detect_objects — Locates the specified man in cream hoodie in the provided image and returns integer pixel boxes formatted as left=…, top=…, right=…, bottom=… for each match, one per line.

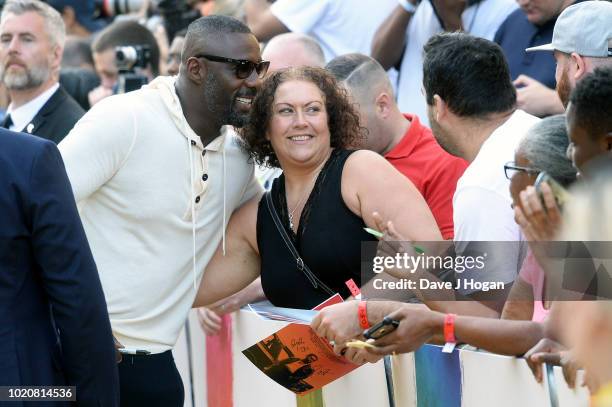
left=58, top=16, right=267, bottom=406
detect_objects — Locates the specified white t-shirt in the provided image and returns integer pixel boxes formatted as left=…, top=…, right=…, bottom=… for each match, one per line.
left=396, top=0, right=518, bottom=126
left=59, top=76, right=261, bottom=353
left=270, top=0, right=397, bottom=62
left=453, top=110, right=540, bottom=293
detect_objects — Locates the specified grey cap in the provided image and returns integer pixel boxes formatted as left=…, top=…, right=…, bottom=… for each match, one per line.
left=526, top=1, right=612, bottom=57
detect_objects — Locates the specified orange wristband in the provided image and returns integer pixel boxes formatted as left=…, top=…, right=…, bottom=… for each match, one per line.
left=444, top=313, right=457, bottom=343
left=358, top=301, right=369, bottom=329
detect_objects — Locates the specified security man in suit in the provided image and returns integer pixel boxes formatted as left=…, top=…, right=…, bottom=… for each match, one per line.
left=0, top=0, right=84, bottom=144
left=0, top=126, right=119, bottom=406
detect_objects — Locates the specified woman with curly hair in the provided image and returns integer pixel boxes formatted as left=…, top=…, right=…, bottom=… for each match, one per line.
left=194, top=67, right=441, bottom=311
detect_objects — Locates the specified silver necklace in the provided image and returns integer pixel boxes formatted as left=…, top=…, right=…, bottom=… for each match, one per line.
left=287, top=172, right=320, bottom=231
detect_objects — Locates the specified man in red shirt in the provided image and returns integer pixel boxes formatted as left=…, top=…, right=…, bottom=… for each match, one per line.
left=327, top=53, right=467, bottom=239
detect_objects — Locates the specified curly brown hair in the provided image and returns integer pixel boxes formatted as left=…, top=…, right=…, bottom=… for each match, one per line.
left=239, top=66, right=365, bottom=168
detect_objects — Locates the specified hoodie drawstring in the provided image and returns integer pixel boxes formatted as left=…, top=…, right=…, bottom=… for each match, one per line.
left=222, top=145, right=227, bottom=256
left=188, top=137, right=197, bottom=291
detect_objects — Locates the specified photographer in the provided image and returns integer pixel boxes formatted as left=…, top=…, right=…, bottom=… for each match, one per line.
left=89, top=20, right=160, bottom=106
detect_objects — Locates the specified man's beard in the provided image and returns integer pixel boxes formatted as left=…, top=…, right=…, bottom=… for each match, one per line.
left=0, top=61, right=49, bottom=90
left=556, top=68, right=571, bottom=108
left=226, top=102, right=250, bottom=128
left=428, top=106, right=462, bottom=158
left=204, top=72, right=252, bottom=128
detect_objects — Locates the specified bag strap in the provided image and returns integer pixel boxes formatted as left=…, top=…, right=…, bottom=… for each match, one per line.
left=264, top=191, right=335, bottom=296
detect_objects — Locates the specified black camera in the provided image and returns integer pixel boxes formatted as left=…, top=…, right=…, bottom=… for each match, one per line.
left=116, top=45, right=151, bottom=71
left=115, top=45, right=151, bottom=94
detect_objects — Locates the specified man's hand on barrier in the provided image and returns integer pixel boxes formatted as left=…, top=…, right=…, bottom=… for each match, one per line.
left=514, top=185, right=562, bottom=241
left=368, top=304, right=442, bottom=356
left=558, top=351, right=582, bottom=389
left=524, top=337, right=567, bottom=383
left=197, top=307, right=222, bottom=336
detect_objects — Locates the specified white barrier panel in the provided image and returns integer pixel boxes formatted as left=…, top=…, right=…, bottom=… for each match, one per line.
left=175, top=309, right=590, bottom=407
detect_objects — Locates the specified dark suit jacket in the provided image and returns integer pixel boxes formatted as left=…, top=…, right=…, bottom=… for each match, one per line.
left=60, top=68, right=100, bottom=111
left=0, top=129, right=118, bottom=406
left=20, top=86, right=85, bottom=144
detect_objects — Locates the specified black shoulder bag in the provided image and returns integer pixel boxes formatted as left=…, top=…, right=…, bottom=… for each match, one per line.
left=264, top=191, right=335, bottom=297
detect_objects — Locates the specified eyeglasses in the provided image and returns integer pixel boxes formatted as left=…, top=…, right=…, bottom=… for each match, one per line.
left=194, top=54, right=270, bottom=79
left=504, top=161, right=541, bottom=180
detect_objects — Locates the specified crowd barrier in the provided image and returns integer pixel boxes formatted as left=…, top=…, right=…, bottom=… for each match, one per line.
left=173, top=309, right=589, bottom=407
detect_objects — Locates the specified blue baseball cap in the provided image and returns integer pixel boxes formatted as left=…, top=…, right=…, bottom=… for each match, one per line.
left=47, top=0, right=107, bottom=33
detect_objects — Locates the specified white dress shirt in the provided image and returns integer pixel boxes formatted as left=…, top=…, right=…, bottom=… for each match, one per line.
left=6, top=83, right=59, bottom=133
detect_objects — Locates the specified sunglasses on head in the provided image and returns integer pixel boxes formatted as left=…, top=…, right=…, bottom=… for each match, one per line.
left=194, top=54, right=270, bottom=79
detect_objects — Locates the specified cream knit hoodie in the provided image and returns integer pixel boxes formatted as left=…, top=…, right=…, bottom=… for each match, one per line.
left=59, top=76, right=261, bottom=353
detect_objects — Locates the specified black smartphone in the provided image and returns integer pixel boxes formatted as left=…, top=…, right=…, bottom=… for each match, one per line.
left=363, top=317, right=400, bottom=340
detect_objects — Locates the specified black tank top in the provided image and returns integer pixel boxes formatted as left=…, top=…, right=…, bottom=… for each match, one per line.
left=257, top=149, right=377, bottom=309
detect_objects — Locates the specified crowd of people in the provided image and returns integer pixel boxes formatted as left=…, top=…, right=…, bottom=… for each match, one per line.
left=0, top=0, right=611, bottom=406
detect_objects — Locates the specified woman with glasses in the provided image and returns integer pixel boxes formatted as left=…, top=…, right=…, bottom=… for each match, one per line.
left=503, top=115, right=576, bottom=323
left=193, top=67, right=441, bottom=356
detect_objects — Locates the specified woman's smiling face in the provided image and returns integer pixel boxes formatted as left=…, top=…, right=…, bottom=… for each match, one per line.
left=266, top=80, right=331, bottom=167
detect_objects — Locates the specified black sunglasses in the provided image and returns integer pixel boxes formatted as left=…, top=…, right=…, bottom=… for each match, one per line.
left=503, top=161, right=540, bottom=180
left=194, top=54, right=270, bottom=79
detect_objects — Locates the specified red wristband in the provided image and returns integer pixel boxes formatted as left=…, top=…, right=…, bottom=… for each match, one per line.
left=444, top=313, right=457, bottom=343
left=358, top=301, right=369, bottom=329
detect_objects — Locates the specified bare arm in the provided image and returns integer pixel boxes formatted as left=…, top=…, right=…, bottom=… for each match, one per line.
left=313, top=300, right=544, bottom=356
left=371, top=5, right=414, bottom=70
left=501, top=276, right=535, bottom=320
left=197, top=278, right=267, bottom=335
left=342, top=150, right=442, bottom=242
left=451, top=312, right=544, bottom=355
left=244, top=0, right=289, bottom=42
left=192, top=196, right=261, bottom=308
left=378, top=303, right=544, bottom=356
